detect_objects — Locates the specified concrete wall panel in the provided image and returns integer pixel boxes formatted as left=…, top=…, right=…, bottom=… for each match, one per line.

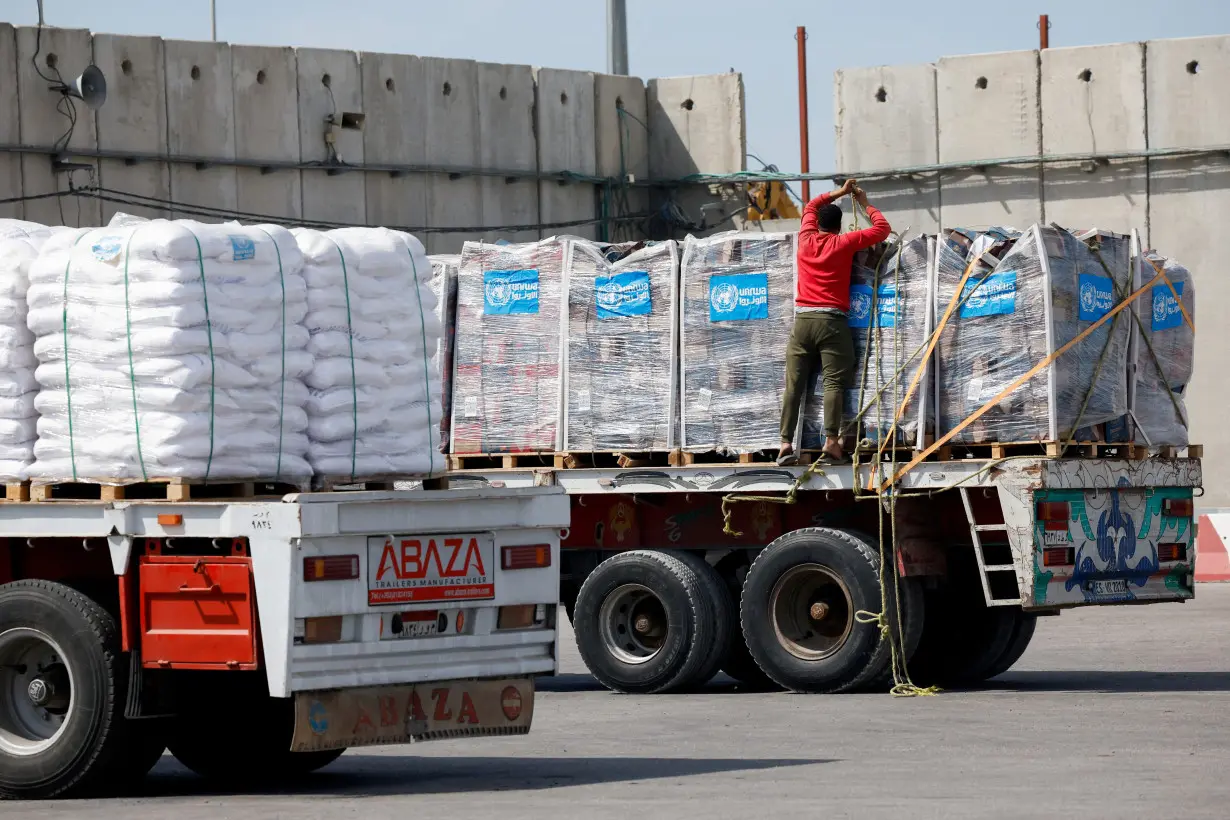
left=0, top=25, right=22, bottom=219
left=233, top=45, right=301, bottom=222
left=1147, top=35, right=1230, bottom=505
left=422, top=58, right=481, bottom=254
left=92, top=34, right=169, bottom=222
left=647, top=73, right=745, bottom=237
left=297, top=48, right=364, bottom=225
left=535, top=68, right=597, bottom=241
left=1041, top=43, right=1147, bottom=233
left=17, top=26, right=100, bottom=226
left=937, top=51, right=1041, bottom=229
left=834, top=63, right=939, bottom=235
left=595, top=73, right=648, bottom=242
left=361, top=51, right=426, bottom=236
left=476, top=62, right=537, bottom=244
left=165, top=39, right=236, bottom=218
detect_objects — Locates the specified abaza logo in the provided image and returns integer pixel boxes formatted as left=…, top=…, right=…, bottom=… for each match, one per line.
left=375, top=537, right=487, bottom=581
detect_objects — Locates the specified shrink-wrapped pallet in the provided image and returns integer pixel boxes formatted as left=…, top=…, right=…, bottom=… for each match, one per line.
left=294, top=228, right=443, bottom=479
left=934, top=224, right=1132, bottom=444
left=0, top=220, right=59, bottom=481
left=826, top=234, right=934, bottom=449
left=429, top=254, right=459, bottom=454
left=452, top=238, right=565, bottom=454
left=1072, top=229, right=1134, bottom=443
left=680, top=231, right=796, bottom=453
left=1132, top=249, right=1194, bottom=447
left=563, top=239, right=678, bottom=452
left=27, top=220, right=313, bottom=483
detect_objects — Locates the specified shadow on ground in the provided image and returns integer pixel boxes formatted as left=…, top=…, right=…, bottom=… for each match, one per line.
left=134, top=755, right=828, bottom=799
left=985, top=670, right=1230, bottom=694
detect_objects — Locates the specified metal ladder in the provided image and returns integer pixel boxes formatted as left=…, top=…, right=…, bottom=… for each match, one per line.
left=959, top=488, right=1023, bottom=606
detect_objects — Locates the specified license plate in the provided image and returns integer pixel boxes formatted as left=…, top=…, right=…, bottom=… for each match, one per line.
left=1043, top=530, right=1070, bottom=546
left=1090, top=579, right=1129, bottom=596
left=291, top=677, right=534, bottom=752
left=368, top=533, right=495, bottom=606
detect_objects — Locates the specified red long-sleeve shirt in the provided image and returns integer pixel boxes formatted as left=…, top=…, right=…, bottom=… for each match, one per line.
left=795, top=192, right=891, bottom=311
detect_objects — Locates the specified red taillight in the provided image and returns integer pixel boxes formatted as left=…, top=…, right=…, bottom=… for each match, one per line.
left=303, top=616, right=344, bottom=644
left=1158, top=543, right=1188, bottom=562
left=1037, top=501, right=1070, bottom=522
left=399, top=609, right=437, bottom=623
left=303, top=555, right=360, bottom=582
left=501, top=544, right=552, bottom=571
left=1043, top=547, right=1075, bottom=567
left=1163, top=498, right=1193, bottom=517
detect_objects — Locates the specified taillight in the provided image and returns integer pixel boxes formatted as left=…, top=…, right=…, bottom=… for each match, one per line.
left=1043, top=547, right=1075, bottom=567
left=501, top=544, right=552, bottom=570
left=1036, top=501, right=1070, bottom=522
left=1162, top=498, right=1193, bottom=517
left=303, top=555, right=360, bottom=582
left=303, top=616, right=344, bottom=644
left=1158, top=543, right=1188, bottom=562
left=497, top=604, right=549, bottom=630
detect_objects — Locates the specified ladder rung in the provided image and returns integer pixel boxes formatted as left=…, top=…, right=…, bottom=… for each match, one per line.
left=982, top=564, right=1015, bottom=572
left=974, top=524, right=1008, bottom=531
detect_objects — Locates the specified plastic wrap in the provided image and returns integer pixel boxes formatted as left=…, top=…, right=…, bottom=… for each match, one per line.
left=563, top=239, right=678, bottom=452
left=934, top=224, right=1131, bottom=444
left=452, top=238, right=565, bottom=454
left=680, top=231, right=795, bottom=453
left=824, top=235, right=934, bottom=449
left=1072, top=229, right=1133, bottom=442
left=295, top=227, right=443, bottom=479
left=27, top=220, right=313, bottom=483
left=0, top=220, right=59, bottom=481
left=429, top=254, right=459, bottom=454
left=1132, top=250, right=1194, bottom=446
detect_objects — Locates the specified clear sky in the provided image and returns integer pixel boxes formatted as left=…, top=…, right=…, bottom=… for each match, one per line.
left=7, top=0, right=1230, bottom=177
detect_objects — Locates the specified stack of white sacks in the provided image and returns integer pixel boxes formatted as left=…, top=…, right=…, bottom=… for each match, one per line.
left=294, top=227, right=443, bottom=480
left=26, top=218, right=314, bottom=483
left=0, top=220, right=58, bottom=481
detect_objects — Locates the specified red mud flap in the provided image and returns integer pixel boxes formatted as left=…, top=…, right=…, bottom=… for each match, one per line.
left=290, top=677, right=534, bottom=752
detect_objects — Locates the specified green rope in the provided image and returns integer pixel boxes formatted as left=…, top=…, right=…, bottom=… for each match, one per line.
left=405, top=242, right=437, bottom=476
left=185, top=228, right=217, bottom=481
left=255, top=227, right=287, bottom=480
left=326, top=237, right=360, bottom=481
left=60, top=231, right=90, bottom=481
left=121, top=229, right=149, bottom=481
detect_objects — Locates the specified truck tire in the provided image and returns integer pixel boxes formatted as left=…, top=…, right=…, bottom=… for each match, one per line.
left=908, top=589, right=1018, bottom=687
left=714, top=554, right=779, bottom=690
left=740, top=528, right=889, bottom=694
left=103, top=718, right=167, bottom=788
left=671, top=552, right=731, bottom=689
left=573, top=550, right=717, bottom=694
left=830, top=529, right=912, bottom=694
left=983, top=612, right=1038, bottom=680
left=169, top=696, right=345, bottom=782
left=0, top=580, right=128, bottom=800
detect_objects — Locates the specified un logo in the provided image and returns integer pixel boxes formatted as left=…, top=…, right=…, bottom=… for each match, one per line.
left=710, top=282, right=740, bottom=314
left=486, top=278, right=512, bottom=307
left=850, top=291, right=872, bottom=322
left=1080, top=280, right=1097, bottom=312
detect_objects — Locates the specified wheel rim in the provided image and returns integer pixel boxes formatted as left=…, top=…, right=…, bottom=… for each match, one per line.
left=769, top=564, right=854, bottom=661
left=0, top=628, right=75, bottom=757
left=598, top=583, right=669, bottom=665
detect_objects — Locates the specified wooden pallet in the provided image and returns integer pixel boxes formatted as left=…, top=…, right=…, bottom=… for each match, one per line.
left=27, top=478, right=308, bottom=503
left=554, top=450, right=678, bottom=469
left=933, top=441, right=1150, bottom=462
left=448, top=452, right=560, bottom=471
left=311, top=473, right=444, bottom=492
left=674, top=449, right=780, bottom=466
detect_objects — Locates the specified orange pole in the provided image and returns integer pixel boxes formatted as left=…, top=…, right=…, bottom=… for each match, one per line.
left=1039, top=14, right=1050, bottom=49
left=796, top=26, right=811, bottom=202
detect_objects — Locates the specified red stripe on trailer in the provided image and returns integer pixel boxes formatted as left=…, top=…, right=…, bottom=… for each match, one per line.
left=1196, top=514, right=1230, bottom=582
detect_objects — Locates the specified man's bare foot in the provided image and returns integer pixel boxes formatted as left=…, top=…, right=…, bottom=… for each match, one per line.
left=776, top=443, right=798, bottom=466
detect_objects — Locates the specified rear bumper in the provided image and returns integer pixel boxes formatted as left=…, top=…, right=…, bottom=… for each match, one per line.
left=290, top=675, right=534, bottom=752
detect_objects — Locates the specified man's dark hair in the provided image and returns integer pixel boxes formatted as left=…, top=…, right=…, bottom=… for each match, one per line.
left=818, top=203, right=842, bottom=232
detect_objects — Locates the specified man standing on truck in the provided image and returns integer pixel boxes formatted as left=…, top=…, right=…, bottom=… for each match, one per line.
left=777, top=179, right=891, bottom=466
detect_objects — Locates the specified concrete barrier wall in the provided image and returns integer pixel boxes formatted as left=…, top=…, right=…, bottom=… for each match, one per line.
left=2, top=25, right=743, bottom=254
left=835, top=35, right=1230, bottom=505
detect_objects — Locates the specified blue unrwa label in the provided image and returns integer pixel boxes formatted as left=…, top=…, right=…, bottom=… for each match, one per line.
left=595, top=271, right=652, bottom=319
left=229, top=235, right=256, bottom=261
left=484, top=269, right=540, bottom=315
left=1078, top=273, right=1114, bottom=321
left=959, top=271, right=1017, bottom=318
left=709, top=272, right=769, bottom=321
left=848, top=284, right=897, bottom=329
left=1151, top=281, right=1184, bottom=331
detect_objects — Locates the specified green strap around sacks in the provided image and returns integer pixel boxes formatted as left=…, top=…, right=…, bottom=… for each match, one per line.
left=324, top=236, right=360, bottom=481
left=121, top=228, right=150, bottom=480
left=255, top=227, right=288, bottom=481
left=60, top=231, right=91, bottom=481
left=405, top=242, right=436, bottom=476
left=184, top=228, right=218, bottom=481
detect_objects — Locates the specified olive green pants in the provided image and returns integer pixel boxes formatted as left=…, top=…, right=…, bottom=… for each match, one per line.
left=780, top=312, right=855, bottom=443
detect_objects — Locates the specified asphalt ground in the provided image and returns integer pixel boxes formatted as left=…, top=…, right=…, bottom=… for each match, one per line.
left=11, top=584, right=1230, bottom=819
